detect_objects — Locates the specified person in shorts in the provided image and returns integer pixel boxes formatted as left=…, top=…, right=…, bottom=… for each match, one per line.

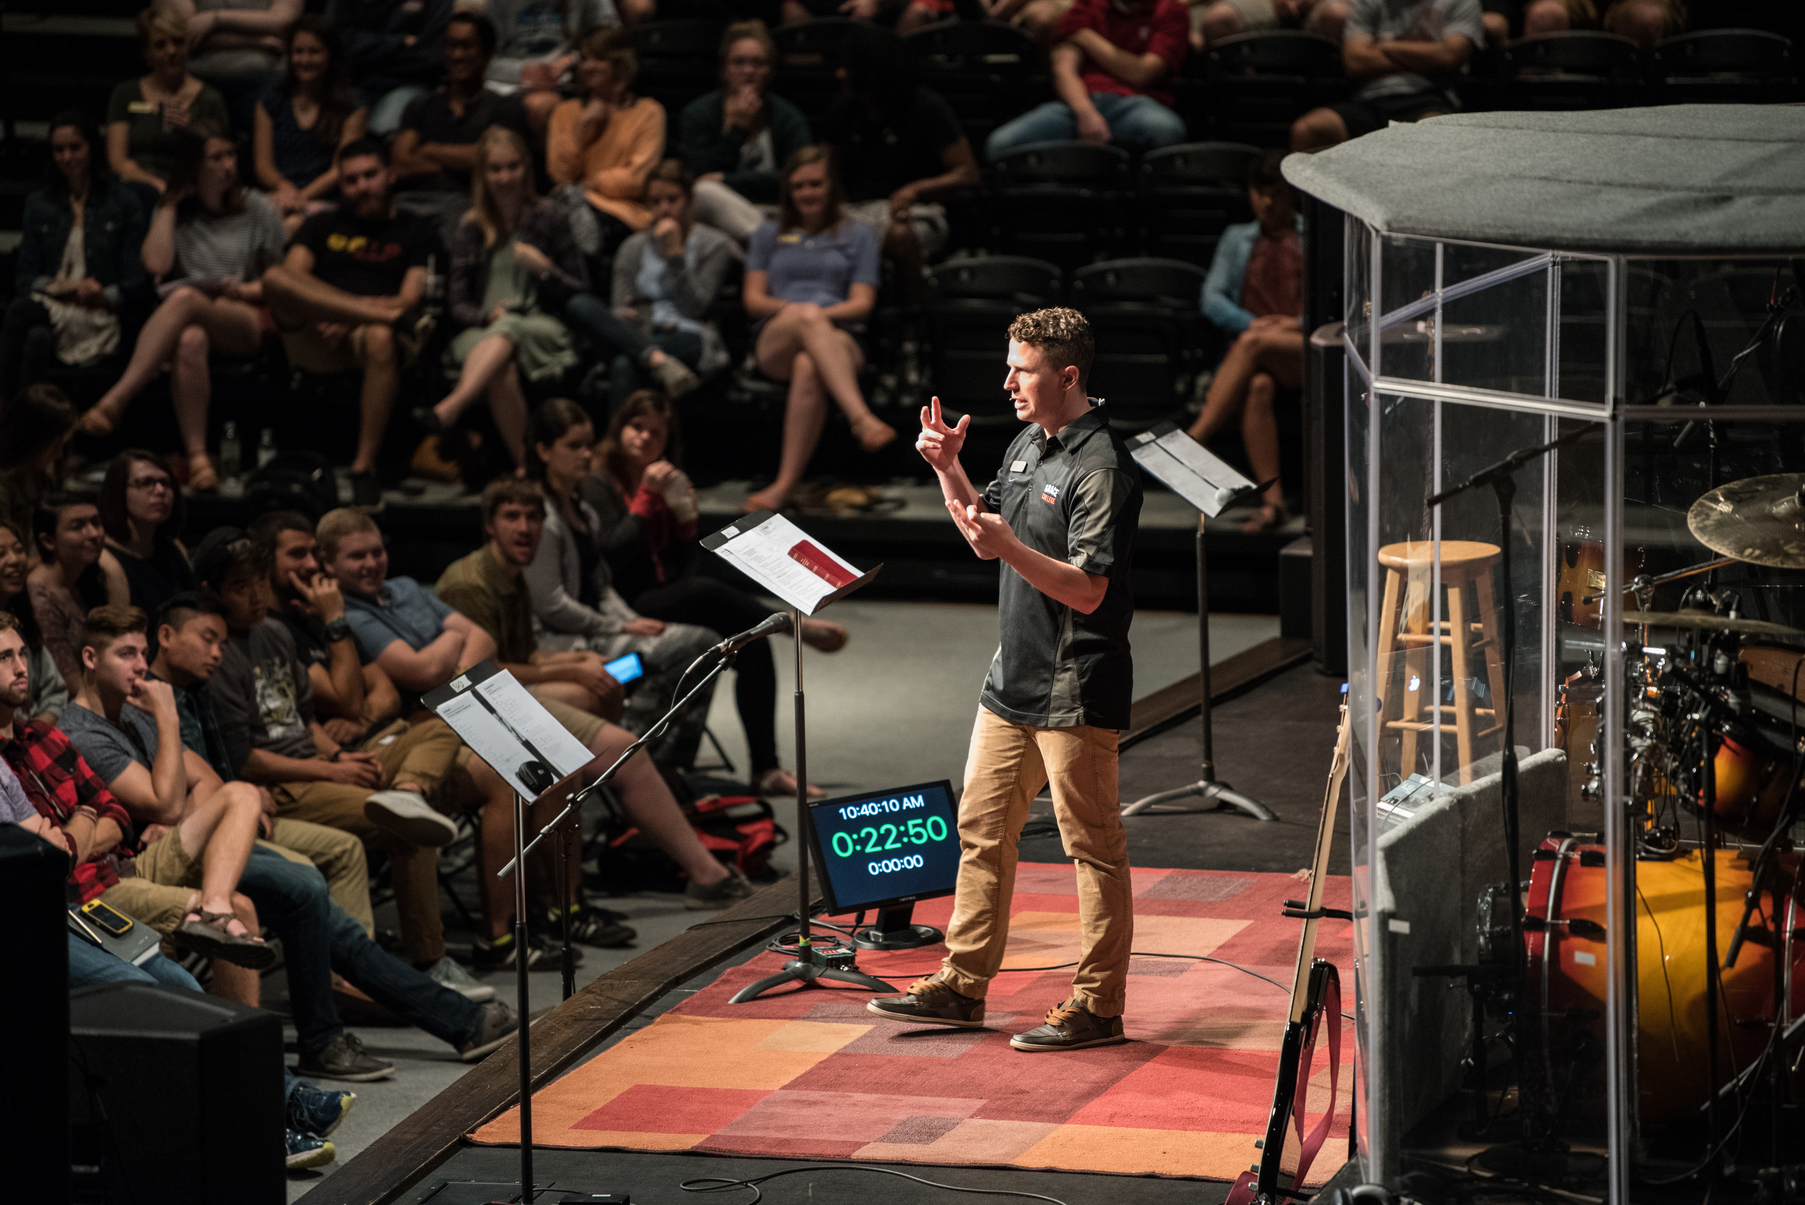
left=260, top=136, right=436, bottom=505
left=1290, top=0, right=1484, bottom=151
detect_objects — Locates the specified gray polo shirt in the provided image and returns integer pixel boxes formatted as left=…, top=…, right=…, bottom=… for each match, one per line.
left=58, top=700, right=160, bottom=784
left=979, top=405, right=1143, bottom=730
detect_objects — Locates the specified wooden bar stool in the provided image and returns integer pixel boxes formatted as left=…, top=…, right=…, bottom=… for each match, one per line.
left=1374, top=540, right=1511, bottom=784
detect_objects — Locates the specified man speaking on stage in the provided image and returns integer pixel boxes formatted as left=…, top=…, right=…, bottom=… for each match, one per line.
left=867, top=308, right=1143, bottom=1052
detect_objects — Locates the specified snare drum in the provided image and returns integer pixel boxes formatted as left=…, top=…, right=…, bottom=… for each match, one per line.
left=1523, top=835, right=1804, bottom=1128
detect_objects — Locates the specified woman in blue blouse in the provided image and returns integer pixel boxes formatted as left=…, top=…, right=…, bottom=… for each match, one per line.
left=740, top=146, right=895, bottom=514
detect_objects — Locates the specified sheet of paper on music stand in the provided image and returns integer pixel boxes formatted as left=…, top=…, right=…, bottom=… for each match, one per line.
left=1127, top=421, right=1257, bottom=518
left=705, top=510, right=880, bottom=615
left=428, top=666, right=593, bottom=794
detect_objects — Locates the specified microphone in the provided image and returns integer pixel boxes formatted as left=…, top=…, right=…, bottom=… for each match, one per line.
left=715, top=613, right=791, bottom=653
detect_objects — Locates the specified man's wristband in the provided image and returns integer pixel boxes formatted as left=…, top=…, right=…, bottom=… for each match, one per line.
left=323, top=618, right=351, bottom=642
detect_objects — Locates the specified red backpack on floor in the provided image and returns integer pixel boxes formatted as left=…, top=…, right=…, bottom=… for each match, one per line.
left=599, top=795, right=786, bottom=891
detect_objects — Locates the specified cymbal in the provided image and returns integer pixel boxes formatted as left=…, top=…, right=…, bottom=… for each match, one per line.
left=1688, top=474, right=1805, bottom=568
left=1626, top=609, right=1805, bottom=647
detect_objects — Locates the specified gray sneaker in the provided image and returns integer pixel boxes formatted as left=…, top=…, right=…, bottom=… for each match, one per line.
left=685, top=864, right=755, bottom=910
left=296, top=1032, right=395, bottom=1082
left=1008, top=998, right=1126, bottom=1052
left=650, top=354, right=699, bottom=398
left=459, top=1002, right=520, bottom=1063
left=419, top=954, right=495, bottom=1003
left=364, top=790, right=457, bottom=847
left=867, top=976, right=986, bottom=1028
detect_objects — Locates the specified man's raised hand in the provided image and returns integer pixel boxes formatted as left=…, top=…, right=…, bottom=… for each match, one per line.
left=290, top=568, right=346, bottom=623
left=916, top=397, right=969, bottom=472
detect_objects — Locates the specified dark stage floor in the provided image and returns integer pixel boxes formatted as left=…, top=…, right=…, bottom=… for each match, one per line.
left=413, top=662, right=1347, bottom=1205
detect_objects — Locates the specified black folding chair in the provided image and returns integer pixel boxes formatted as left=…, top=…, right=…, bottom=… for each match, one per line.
left=905, top=20, right=1049, bottom=149
left=1651, top=29, right=1798, bottom=104
left=1499, top=31, right=1643, bottom=110
left=988, top=142, right=1133, bottom=275
left=772, top=18, right=854, bottom=120
left=1138, top=141, right=1259, bottom=267
left=1068, top=257, right=1210, bottom=422
left=632, top=20, right=729, bottom=115
left=1184, top=31, right=1345, bottom=147
left=923, top=255, right=1062, bottom=415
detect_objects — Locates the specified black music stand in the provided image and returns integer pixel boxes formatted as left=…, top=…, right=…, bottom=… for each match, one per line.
left=699, top=511, right=893, bottom=1003
left=425, top=662, right=598, bottom=1203
left=1122, top=422, right=1275, bottom=821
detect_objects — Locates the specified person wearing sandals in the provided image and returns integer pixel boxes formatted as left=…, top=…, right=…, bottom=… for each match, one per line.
left=1185, top=152, right=1304, bottom=533
left=565, top=159, right=734, bottom=409
left=78, top=124, right=286, bottom=491
left=417, top=125, right=586, bottom=472
left=583, top=392, right=848, bottom=799
left=100, top=451, right=198, bottom=621
left=742, top=146, right=896, bottom=515
left=58, top=605, right=277, bottom=969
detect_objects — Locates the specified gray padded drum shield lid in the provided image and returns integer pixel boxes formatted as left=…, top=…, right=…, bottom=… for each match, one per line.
left=1282, top=104, right=1805, bottom=255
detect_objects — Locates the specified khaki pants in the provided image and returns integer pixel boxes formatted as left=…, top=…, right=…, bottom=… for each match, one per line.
left=99, top=874, right=199, bottom=936
left=270, top=718, right=460, bottom=964
left=262, top=816, right=375, bottom=937
left=938, top=707, right=1133, bottom=1017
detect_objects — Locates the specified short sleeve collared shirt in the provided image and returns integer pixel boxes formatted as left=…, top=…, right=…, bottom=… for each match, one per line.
left=979, top=405, right=1143, bottom=730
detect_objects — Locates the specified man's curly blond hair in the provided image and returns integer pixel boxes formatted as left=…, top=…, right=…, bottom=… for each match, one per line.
left=1007, top=307, right=1094, bottom=389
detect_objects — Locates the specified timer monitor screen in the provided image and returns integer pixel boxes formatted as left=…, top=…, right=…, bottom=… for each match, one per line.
left=807, top=780, right=960, bottom=914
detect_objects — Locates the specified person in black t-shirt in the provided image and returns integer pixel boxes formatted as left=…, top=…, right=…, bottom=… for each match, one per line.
left=390, top=11, right=533, bottom=241
left=816, top=26, right=978, bottom=313
left=261, top=137, right=435, bottom=502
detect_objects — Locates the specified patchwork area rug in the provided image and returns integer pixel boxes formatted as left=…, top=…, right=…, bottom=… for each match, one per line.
left=471, top=864, right=1355, bottom=1185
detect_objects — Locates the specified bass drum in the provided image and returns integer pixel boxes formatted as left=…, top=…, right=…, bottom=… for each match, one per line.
left=1523, top=835, right=1804, bottom=1128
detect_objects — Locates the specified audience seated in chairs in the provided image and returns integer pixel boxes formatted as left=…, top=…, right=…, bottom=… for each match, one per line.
left=109, top=7, right=234, bottom=207
left=1482, top=0, right=1683, bottom=49
left=254, top=16, right=371, bottom=238
left=567, top=159, right=732, bottom=406
left=421, top=126, right=587, bottom=471
left=1192, top=0, right=1349, bottom=51
left=175, top=0, right=304, bottom=133
left=583, top=393, right=846, bottom=796
left=101, top=451, right=198, bottom=617
left=547, top=27, right=667, bottom=258
left=251, top=508, right=628, bottom=963
left=485, top=0, right=624, bottom=138
left=2, top=113, right=148, bottom=405
left=320, top=503, right=755, bottom=928
left=144, top=591, right=392, bottom=972
left=0, top=386, right=78, bottom=543
left=77, top=125, right=286, bottom=491
left=0, top=520, right=71, bottom=723
left=191, top=530, right=469, bottom=980
left=1291, top=0, right=1482, bottom=151
left=742, top=146, right=895, bottom=515
left=986, top=0, right=1190, bottom=159
left=818, top=25, right=979, bottom=317
left=517, top=406, right=721, bottom=767
left=28, top=493, right=130, bottom=687
left=54, top=599, right=520, bottom=1077
left=1187, top=149, right=1302, bottom=533
left=261, top=136, right=436, bottom=505
left=676, top=20, right=812, bottom=245
left=391, top=10, right=536, bottom=241
left=327, top=0, right=454, bottom=135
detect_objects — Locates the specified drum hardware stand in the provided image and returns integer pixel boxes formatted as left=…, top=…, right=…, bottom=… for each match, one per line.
left=1580, top=556, right=1737, bottom=612
left=1427, top=427, right=1591, bottom=1159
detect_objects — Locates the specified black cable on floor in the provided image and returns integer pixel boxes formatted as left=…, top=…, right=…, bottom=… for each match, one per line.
left=680, top=1163, right=1069, bottom=1204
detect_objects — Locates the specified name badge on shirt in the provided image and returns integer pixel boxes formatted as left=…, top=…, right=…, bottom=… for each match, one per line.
left=127, top=100, right=159, bottom=114
left=1041, top=482, right=1061, bottom=505
left=1010, top=459, right=1027, bottom=472
left=777, top=232, right=802, bottom=244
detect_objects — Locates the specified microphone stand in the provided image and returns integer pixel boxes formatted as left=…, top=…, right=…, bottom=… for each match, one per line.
left=1425, top=425, right=1590, bottom=1164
